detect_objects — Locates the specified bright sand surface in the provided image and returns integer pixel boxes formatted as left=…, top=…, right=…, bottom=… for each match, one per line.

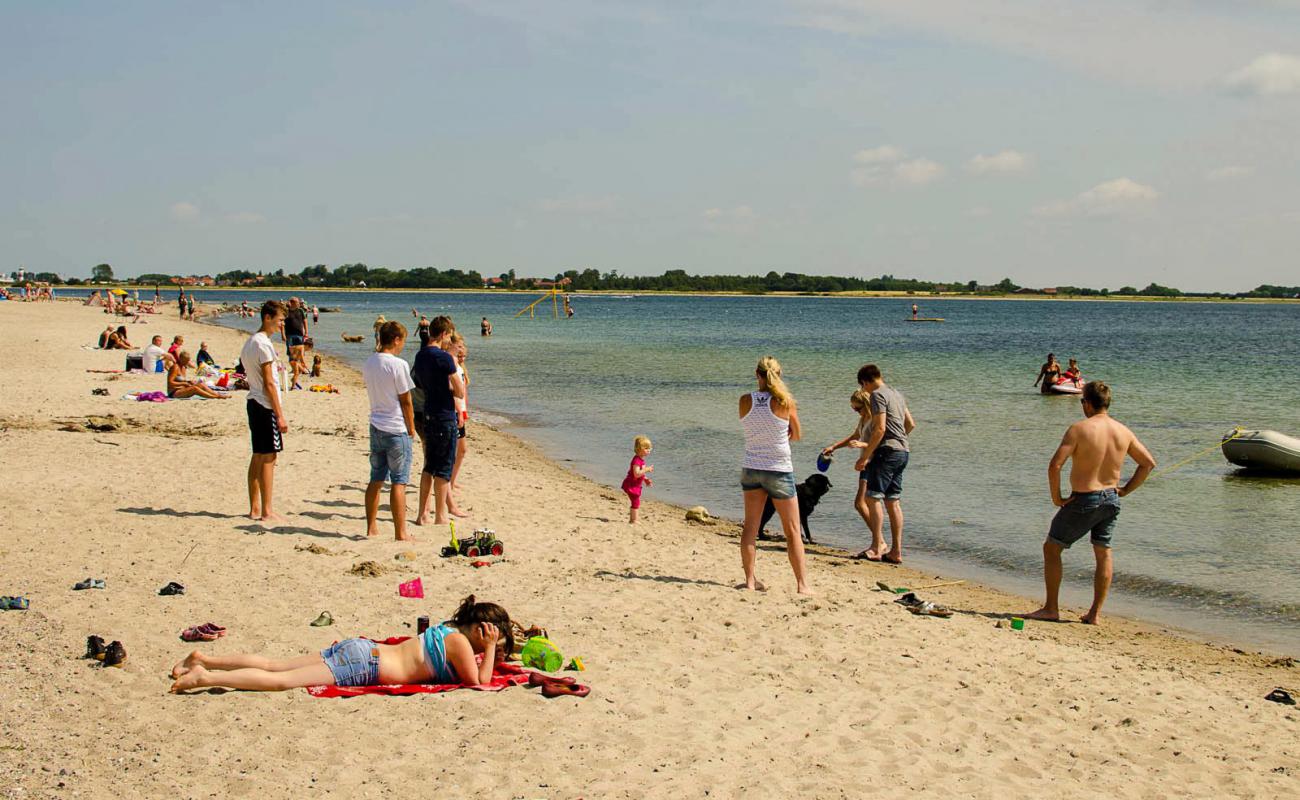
left=1, top=301, right=1297, bottom=798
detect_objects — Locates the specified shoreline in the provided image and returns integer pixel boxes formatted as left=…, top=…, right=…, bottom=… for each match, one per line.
left=1, top=300, right=1296, bottom=796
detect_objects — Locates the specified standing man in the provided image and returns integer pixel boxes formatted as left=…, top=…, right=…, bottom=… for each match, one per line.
left=178, top=288, right=187, bottom=319
left=1027, top=381, right=1155, bottom=625
left=242, top=300, right=288, bottom=522
left=849, top=364, right=915, bottom=564
left=362, top=321, right=416, bottom=541
left=411, top=316, right=465, bottom=526
left=911, top=303, right=919, bottom=319
left=417, top=314, right=431, bottom=348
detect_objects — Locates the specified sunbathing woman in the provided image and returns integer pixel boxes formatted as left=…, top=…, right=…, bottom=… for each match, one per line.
left=170, top=595, right=513, bottom=693
left=166, top=352, right=230, bottom=399
left=105, top=326, right=132, bottom=350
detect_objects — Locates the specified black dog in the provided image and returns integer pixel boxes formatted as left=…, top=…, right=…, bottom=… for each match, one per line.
left=757, top=473, right=831, bottom=544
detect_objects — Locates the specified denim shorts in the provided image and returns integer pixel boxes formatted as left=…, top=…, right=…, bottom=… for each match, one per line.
left=1049, top=489, right=1120, bottom=549
left=422, top=417, right=459, bottom=480
left=740, top=468, right=797, bottom=500
left=865, top=448, right=909, bottom=500
left=368, top=425, right=413, bottom=485
left=320, top=638, right=381, bottom=687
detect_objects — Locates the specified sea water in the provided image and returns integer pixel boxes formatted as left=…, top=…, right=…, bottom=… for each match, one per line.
left=204, top=291, right=1300, bottom=654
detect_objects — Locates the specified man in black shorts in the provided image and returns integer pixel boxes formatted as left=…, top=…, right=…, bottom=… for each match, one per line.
left=412, top=316, right=464, bottom=526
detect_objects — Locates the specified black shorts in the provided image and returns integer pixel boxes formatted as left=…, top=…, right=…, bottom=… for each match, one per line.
left=422, top=417, right=458, bottom=480
left=247, top=399, right=283, bottom=455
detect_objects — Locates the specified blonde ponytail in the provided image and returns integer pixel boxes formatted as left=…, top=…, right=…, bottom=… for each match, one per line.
left=756, top=356, right=794, bottom=408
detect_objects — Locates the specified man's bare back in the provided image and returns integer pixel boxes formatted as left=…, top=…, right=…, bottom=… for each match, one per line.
left=1061, top=413, right=1140, bottom=493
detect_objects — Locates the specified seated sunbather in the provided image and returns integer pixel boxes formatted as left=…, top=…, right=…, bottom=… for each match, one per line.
left=196, top=343, right=217, bottom=368
left=105, top=326, right=132, bottom=350
left=98, top=326, right=116, bottom=348
left=166, top=352, right=230, bottom=399
left=170, top=595, right=512, bottom=693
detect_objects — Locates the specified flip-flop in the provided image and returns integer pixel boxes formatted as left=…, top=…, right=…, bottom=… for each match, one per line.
left=528, top=672, right=577, bottom=688
left=540, top=682, right=591, bottom=699
left=310, top=611, right=334, bottom=627
left=180, top=626, right=220, bottom=642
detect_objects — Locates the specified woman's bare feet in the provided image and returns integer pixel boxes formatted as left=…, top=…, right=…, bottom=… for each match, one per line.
left=1024, top=607, right=1060, bottom=622
left=739, top=578, right=768, bottom=592
left=1080, top=610, right=1102, bottom=625
left=259, top=512, right=287, bottom=525
left=448, top=505, right=471, bottom=519
left=797, top=583, right=815, bottom=596
left=170, top=663, right=209, bottom=693
left=170, top=650, right=205, bottom=679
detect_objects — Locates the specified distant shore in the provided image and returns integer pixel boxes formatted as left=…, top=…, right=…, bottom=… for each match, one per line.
left=47, top=284, right=1300, bottom=304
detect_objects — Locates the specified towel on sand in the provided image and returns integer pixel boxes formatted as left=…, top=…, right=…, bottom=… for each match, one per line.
left=306, top=636, right=531, bottom=698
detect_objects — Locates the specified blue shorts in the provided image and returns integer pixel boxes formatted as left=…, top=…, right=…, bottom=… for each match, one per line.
left=368, top=426, right=413, bottom=485
left=740, top=468, right=796, bottom=500
left=422, top=417, right=459, bottom=480
left=286, top=334, right=304, bottom=351
left=864, top=448, right=909, bottom=500
left=1049, top=489, right=1120, bottom=549
left=320, top=638, right=381, bottom=687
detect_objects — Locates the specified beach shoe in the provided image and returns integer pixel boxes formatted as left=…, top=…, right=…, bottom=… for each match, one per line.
left=893, top=592, right=924, bottom=608
left=91, top=388, right=109, bottom=396
left=540, top=681, right=591, bottom=699
left=0, top=596, right=30, bottom=610
left=1265, top=688, right=1296, bottom=706
left=102, top=641, right=127, bottom=668
left=85, top=635, right=108, bottom=660
left=158, top=581, right=185, bottom=596
left=908, top=601, right=954, bottom=619
left=528, top=672, right=577, bottom=688
left=180, top=626, right=220, bottom=643
left=310, top=611, right=334, bottom=627
left=73, top=578, right=106, bottom=590
left=196, top=623, right=227, bottom=637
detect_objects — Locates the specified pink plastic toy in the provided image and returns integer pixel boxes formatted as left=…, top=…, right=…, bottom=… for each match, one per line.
left=398, top=577, right=424, bottom=599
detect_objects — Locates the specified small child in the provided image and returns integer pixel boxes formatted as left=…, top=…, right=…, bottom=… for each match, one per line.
left=310, top=354, right=322, bottom=378
left=621, top=435, right=654, bottom=523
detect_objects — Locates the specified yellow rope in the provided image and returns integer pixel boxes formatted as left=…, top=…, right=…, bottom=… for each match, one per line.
left=1149, top=426, right=1245, bottom=480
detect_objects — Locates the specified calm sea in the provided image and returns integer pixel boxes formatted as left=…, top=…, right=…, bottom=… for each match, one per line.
left=202, top=290, right=1300, bottom=654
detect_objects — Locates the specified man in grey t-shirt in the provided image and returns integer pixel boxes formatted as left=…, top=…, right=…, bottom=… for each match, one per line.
left=849, top=364, right=916, bottom=563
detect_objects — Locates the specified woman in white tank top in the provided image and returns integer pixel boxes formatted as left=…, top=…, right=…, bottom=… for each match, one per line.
left=738, top=356, right=811, bottom=595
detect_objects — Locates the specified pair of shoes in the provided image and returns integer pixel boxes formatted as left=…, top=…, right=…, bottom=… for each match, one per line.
left=86, top=636, right=127, bottom=667
left=91, top=388, right=109, bottom=396
left=179, top=623, right=227, bottom=642
left=909, top=601, right=954, bottom=618
left=310, top=611, right=333, bottom=627
left=527, top=671, right=591, bottom=698
left=0, top=596, right=30, bottom=610
left=73, top=578, right=106, bottom=590
left=158, top=581, right=185, bottom=596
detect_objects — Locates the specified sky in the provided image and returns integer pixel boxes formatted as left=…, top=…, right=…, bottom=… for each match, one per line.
left=2, top=1, right=1299, bottom=291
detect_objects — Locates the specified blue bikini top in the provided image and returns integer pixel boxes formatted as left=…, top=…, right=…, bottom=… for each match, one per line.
left=420, top=623, right=461, bottom=683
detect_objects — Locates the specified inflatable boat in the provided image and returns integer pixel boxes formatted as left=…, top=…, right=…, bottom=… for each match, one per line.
left=1221, top=429, right=1300, bottom=474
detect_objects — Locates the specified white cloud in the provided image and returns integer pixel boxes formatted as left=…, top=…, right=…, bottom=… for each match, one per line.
left=852, top=145, right=904, bottom=164
left=1034, top=178, right=1159, bottom=217
left=967, top=150, right=1032, bottom=175
left=226, top=211, right=266, bottom=225
left=850, top=146, right=944, bottom=186
left=1224, top=52, right=1300, bottom=95
left=169, top=202, right=200, bottom=221
left=701, top=205, right=757, bottom=234
left=1205, top=165, right=1254, bottom=181
left=894, top=158, right=945, bottom=185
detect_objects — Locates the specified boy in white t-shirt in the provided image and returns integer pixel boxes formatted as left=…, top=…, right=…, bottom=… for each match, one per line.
left=361, top=321, right=417, bottom=541
left=241, top=300, right=288, bottom=522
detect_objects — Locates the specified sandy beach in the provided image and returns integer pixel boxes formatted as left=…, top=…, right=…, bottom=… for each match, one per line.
left=1, top=300, right=1297, bottom=799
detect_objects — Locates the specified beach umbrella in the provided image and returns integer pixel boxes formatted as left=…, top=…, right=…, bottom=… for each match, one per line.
left=109, top=288, right=128, bottom=295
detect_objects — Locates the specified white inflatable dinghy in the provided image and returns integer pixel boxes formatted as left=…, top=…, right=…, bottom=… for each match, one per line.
left=1048, top=379, right=1083, bottom=395
left=1221, top=428, right=1300, bottom=474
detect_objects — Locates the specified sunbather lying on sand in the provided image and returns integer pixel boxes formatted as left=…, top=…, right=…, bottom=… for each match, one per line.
left=170, top=595, right=512, bottom=693
left=166, top=352, right=230, bottom=399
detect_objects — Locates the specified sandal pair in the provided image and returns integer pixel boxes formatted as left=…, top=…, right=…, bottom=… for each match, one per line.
left=85, top=635, right=127, bottom=667
left=527, top=671, right=591, bottom=698
left=179, top=623, right=227, bottom=642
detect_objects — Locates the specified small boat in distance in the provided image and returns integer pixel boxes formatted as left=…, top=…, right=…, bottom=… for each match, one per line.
left=1221, top=428, right=1300, bottom=474
left=905, top=317, right=945, bottom=322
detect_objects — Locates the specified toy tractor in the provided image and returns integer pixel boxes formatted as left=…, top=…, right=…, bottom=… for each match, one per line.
left=440, top=528, right=504, bottom=558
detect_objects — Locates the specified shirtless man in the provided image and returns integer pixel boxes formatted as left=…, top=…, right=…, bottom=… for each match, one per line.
left=1027, top=381, right=1155, bottom=625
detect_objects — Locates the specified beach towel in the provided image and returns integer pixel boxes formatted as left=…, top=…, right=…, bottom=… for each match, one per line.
left=125, top=391, right=169, bottom=403
left=305, top=636, right=532, bottom=698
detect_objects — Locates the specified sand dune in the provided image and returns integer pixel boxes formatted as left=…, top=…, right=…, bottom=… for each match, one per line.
left=0, top=300, right=1296, bottom=798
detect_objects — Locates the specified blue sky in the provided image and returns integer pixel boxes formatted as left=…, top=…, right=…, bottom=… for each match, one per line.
left=3, top=0, right=1298, bottom=290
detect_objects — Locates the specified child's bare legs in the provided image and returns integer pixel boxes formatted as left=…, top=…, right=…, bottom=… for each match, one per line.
left=772, top=495, right=812, bottom=595
left=628, top=504, right=639, bottom=524
left=739, top=489, right=768, bottom=591
left=451, top=436, right=467, bottom=491
left=170, top=650, right=333, bottom=692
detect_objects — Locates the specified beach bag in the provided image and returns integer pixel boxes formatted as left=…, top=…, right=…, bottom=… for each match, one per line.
left=519, top=636, right=563, bottom=672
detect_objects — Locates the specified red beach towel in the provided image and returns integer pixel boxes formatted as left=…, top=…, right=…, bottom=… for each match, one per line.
left=305, top=636, right=531, bottom=698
